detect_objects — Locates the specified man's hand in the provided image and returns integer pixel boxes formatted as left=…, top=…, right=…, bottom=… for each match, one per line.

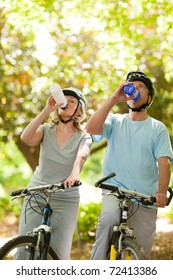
left=155, top=193, right=167, bottom=208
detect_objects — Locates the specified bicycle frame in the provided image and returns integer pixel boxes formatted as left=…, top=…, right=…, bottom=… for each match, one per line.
left=95, top=172, right=173, bottom=260
left=31, top=191, right=53, bottom=259
left=109, top=196, right=134, bottom=260
left=0, top=181, right=81, bottom=260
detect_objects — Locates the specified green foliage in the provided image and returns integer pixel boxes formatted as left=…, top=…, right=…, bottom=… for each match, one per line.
left=0, top=140, right=32, bottom=193
left=1, top=0, right=173, bottom=229
left=74, top=202, right=101, bottom=242
left=164, top=205, right=173, bottom=221
left=1, top=0, right=173, bottom=143
left=80, top=144, right=106, bottom=184
left=0, top=194, right=22, bottom=220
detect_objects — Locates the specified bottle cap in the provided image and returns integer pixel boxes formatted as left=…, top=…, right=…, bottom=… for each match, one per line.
left=124, top=84, right=135, bottom=95
left=124, top=84, right=140, bottom=101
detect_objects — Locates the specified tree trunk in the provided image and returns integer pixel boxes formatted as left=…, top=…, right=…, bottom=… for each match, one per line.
left=16, top=137, right=40, bottom=172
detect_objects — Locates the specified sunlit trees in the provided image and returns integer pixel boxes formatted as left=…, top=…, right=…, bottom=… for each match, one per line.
left=1, top=0, right=173, bottom=172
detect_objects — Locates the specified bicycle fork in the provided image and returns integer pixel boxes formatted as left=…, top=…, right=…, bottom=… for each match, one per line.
left=109, top=199, right=134, bottom=260
left=32, top=203, right=52, bottom=259
left=110, top=231, right=119, bottom=260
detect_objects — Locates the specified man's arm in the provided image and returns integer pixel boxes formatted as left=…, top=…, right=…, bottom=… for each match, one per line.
left=86, top=82, right=132, bottom=135
left=156, top=156, right=171, bottom=208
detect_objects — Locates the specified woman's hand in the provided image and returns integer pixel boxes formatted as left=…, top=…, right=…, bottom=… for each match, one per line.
left=64, top=173, right=80, bottom=188
left=45, top=96, right=64, bottom=113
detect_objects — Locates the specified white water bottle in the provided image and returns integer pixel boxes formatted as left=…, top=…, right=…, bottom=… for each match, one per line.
left=49, top=84, right=67, bottom=108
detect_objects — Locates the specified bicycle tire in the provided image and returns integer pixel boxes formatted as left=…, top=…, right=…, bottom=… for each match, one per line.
left=0, top=235, right=59, bottom=260
left=107, top=236, right=147, bottom=260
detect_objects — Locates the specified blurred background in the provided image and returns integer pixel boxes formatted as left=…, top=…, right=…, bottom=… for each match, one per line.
left=0, top=0, right=173, bottom=252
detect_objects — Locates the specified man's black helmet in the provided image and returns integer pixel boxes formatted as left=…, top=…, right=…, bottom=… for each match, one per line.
left=126, top=71, right=155, bottom=104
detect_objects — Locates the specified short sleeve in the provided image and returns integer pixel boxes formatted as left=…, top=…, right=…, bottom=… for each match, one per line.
left=79, top=131, right=92, bottom=148
left=92, top=113, right=114, bottom=143
left=154, top=122, right=173, bottom=160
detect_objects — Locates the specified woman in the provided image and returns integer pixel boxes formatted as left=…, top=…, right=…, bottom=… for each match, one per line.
left=18, top=87, right=92, bottom=259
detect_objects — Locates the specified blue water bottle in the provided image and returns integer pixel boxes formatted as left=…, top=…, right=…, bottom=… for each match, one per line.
left=124, top=84, right=140, bottom=101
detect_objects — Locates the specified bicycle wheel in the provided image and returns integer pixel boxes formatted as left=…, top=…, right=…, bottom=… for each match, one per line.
left=0, top=235, right=59, bottom=260
left=118, top=236, right=147, bottom=260
left=107, top=236, right=147, bottom=260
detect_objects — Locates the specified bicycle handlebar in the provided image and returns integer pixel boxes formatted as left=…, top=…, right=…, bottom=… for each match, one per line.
left=95, top=173, right=173, bottom=206
left=10, top=181, right=82, bottom=198
left=95, top=172, right=116, bottom=186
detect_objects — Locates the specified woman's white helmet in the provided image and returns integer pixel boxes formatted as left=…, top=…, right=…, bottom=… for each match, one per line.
left=62, top=87, right=86, bottom=112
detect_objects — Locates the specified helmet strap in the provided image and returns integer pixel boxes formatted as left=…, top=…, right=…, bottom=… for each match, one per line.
left=127, top=103, right=148, bottom=112
left=127, top=97, right=150, bottom=112
left=59, top=116, right=73, bottom=124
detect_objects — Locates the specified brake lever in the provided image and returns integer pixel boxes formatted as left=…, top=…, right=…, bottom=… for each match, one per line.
left=140, top=196, right=156, bottom=206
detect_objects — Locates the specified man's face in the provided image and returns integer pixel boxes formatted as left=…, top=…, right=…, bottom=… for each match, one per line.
left=127, top=80, right=151, bottom=107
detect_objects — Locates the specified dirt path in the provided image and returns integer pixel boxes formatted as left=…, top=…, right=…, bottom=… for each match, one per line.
left=0, top=215, right=173, bottom=260
left=71, top=217, right=173, bottom=260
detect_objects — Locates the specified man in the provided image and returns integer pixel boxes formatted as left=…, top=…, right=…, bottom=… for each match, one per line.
left=86, top=71, right=173, bottom=259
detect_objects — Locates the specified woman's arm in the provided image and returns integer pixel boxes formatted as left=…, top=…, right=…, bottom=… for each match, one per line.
left=64, top=138, right=92, bottom=187
left=20, top=96, right=59, bottom=146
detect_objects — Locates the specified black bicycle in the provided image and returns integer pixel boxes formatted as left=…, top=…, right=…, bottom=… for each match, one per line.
left=0, top=181, right=81, bottom=260
left=95, top=172, right=173, bottom=260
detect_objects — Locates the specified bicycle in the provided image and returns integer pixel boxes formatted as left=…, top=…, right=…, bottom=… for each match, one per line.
left=0, top=181, right=81, bottom=260
left=95, top=172, right=173, bottom=260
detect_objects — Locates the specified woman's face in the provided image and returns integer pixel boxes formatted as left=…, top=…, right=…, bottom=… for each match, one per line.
left=58, top=95, right=78, bottom=117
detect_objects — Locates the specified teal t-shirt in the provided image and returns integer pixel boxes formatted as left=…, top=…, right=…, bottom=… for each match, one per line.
left=93, top=113, right=173, bottom=196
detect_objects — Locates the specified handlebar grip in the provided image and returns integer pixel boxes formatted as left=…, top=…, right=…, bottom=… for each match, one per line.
left=97, top=183, right=118, bottom=192
left=95, top=173, right=116, bottom=187
left=59, top=181, right=82, bottom=189
left=148, top=188, right=173, bottom=206
left=167, top=187, right=173, bottom=206
left=10, top=188, right=28, bottom=197
left=73, top=181, right=82, bottom=187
